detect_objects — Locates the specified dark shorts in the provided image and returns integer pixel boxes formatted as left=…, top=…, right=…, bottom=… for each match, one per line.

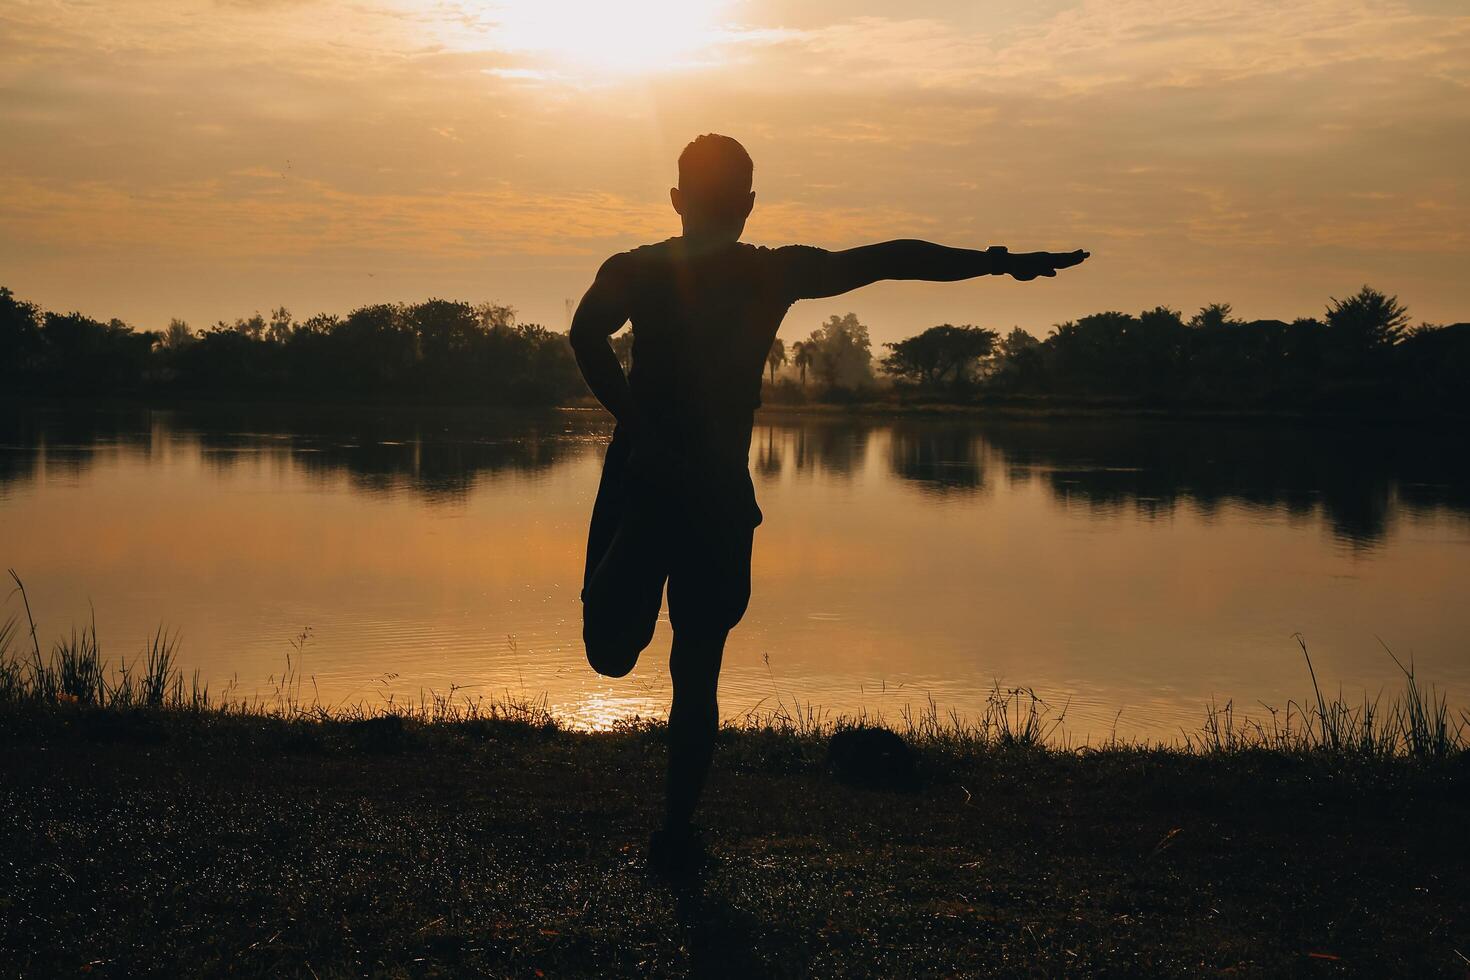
left=581, top=430, right=759, bottom=670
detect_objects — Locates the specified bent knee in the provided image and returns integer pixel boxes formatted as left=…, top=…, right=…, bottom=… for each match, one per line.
left=583, top=622, right=654, bottom=678
left=586, top=645, right=638, bottom=678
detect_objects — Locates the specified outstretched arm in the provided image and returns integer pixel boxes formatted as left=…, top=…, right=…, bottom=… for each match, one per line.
left=796, top=240, right=1089, bottom=300
left=568, top=257, right=644, bottom=433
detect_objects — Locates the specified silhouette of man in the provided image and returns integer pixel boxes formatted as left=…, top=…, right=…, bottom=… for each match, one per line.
left=570, top=133, right=1088, bottom=877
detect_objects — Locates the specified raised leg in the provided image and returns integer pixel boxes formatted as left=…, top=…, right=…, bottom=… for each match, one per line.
left=582, top=521, right=667, bottom=677
left=581, top=431, right=667, bottom=677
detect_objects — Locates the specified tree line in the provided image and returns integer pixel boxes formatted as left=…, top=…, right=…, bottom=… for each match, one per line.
left=0, top=289, right=583, bottom=405
left=765, top=287, right=1468, bottom=415
left=2, top=284, right=1465, bottom=414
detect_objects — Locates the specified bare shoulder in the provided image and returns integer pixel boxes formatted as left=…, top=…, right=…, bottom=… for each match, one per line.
left=749, top=243, right=834, bottom=301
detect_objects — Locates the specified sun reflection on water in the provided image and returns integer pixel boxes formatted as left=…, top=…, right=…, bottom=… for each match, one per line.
left=555, top=687, right=669, bottom=732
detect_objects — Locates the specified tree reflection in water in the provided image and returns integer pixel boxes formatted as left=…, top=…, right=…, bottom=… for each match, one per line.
left=2, top=407, right=1466, bottom=547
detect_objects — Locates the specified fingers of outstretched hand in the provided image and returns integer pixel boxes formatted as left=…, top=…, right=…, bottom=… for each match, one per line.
left=1011, top=249, right=1087, bottom=280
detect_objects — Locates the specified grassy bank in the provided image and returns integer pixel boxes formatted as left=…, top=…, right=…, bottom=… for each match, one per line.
left=4, top=693, right=1469, bottom=977
left=3, top=585, right=1470, bottom=976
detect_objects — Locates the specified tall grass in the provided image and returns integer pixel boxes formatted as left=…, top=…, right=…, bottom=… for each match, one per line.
left=1182, top=634, right=1467, bottom=761
left=3, top=572, right=207, bottom=710
left=0, top=613, right=23, bottom=701
left=3, top=569, right=1465, bottom=761
left=1, top=569, right=557, bottom=728
left=893, top=686, right=1069, bottom=751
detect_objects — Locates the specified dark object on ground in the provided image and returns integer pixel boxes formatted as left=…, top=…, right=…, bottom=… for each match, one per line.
left=826, top=725, right=920, bottom=792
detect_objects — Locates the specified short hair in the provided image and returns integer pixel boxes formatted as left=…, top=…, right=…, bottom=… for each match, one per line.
left=677, top=134, right=753, bottom=198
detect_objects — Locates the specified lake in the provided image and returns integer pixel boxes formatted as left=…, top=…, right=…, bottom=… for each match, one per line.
left=2, top=404, right=1466, bottom=741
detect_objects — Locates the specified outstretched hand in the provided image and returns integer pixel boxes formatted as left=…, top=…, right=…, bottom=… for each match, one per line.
left=1007, top=249, right=1089, bottom=281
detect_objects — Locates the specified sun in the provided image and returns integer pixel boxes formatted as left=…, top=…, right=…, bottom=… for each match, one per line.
left=488, top=0, right=733, bottom=76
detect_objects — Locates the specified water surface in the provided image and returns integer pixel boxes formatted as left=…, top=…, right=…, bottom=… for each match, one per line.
left=2, top=405, right=1466, bottom=740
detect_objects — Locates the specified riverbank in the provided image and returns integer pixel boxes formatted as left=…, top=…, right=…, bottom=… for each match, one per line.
left=3, top=688, right=1467, bottom=977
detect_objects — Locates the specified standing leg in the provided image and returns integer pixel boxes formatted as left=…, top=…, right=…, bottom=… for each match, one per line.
left=661, top=517, right=754, bottom=835
left=664, top=628, right=728, bottom=832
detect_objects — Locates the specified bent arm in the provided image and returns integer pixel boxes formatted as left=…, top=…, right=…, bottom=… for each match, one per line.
left=568, top=260, right=642, bottom=432
left=799, top=240, right=1088, bottom=300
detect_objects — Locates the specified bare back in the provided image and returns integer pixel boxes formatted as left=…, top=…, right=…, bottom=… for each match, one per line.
left=600, top=237, right=826, bottom=465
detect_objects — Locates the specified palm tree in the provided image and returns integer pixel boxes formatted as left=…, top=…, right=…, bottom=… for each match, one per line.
left=766, top=336, right=786, bottom=383
left=791, top=340, right=813, bottom=387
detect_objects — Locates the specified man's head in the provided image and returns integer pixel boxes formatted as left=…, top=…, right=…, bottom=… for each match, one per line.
left=671, top=134, right=754, bottom=243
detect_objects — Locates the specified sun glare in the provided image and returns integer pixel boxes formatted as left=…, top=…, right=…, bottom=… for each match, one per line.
left=488, top=0, right=733, bottom=76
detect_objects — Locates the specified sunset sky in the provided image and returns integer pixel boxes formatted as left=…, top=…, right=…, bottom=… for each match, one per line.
left=2, top=0, right=1466, bottom=345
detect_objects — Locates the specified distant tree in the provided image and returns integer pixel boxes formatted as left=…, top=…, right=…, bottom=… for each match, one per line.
left=881, top=323, right=997, bottom=388
left=265, top=306, right=294, bottom=344
left=40, top=311, right=156, bottom=389
left=992, top=327, right=1044, bottom=389
left=791, top=340, right=814, bottom=387
left=1045, top=311, right=1138, bottom=392
left=474, top=302, right=517, bottom=334
left=218, top=312, right=266, bottom=340
left=766, top=336, right=786, bottom=383
left=1133, top=306, right=1188, bottom=392
left=1326, top=286, right=1408, bottom=346
left=1139, top=306, right=1185, bottom=332
left=1189, top=303, right=1238, bottom=330
left=296, top=312, right=340, bottom=335
left=805, top=313, right=873, bottom=390
left=1324, top=286, right=1409, bottom=374
left=329, top=303, right=417, bottom=389
left=880, top=329, right=943, bottom=386
left=507, top=321, right=581, bottom=403
left=409, top=299, right=479, bottom=362
left=160, top=318, right=195, bottom=351
left=0, top=286, right=45, bottom=382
